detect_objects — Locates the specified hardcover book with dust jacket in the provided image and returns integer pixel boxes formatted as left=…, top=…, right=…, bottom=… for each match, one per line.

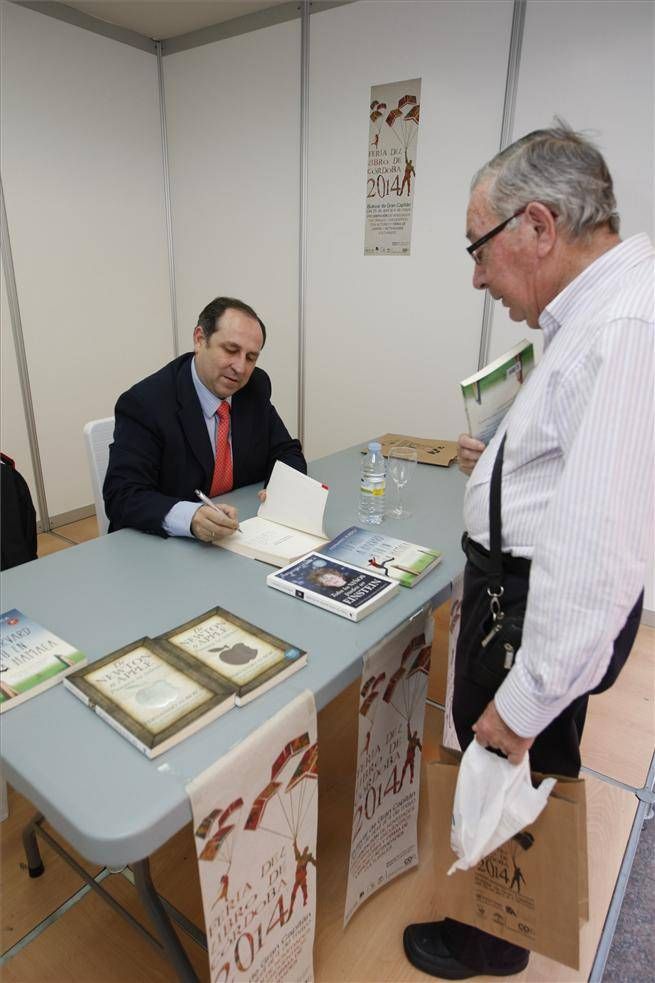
left=1, top=609, right=86, bottom=713
left=267, top=552, right=399, bottom=622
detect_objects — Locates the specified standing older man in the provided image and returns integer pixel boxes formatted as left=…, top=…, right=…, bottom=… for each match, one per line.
left=104, top=296, right=306, bottom=542
left=404, top=124, right=653, bottom=977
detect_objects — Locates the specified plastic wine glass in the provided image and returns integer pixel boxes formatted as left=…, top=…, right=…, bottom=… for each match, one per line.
left=386, top=444, right=418, bottom=518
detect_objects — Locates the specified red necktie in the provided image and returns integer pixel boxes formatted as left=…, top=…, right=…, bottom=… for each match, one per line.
left=209, top=401, right=233, bottom=497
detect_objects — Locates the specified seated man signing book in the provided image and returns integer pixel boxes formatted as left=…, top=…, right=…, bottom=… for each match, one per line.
left=104, top=297, right=307, bottom=542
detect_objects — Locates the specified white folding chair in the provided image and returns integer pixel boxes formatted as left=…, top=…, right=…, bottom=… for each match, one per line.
left=83, top=417, right=115, bottom=536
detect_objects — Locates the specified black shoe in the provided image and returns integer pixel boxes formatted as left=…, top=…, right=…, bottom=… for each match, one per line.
left=403, top=921, right=529, bottom=979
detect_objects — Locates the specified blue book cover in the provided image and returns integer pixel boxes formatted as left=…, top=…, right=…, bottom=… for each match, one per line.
left=267, top=552, right=400, bottom=621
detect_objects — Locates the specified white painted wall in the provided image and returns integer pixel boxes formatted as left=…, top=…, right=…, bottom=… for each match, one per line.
left=304, top=0, right=514, bottom=460
left=163, top=19, right=301, bottom=434
left=489, top=0, right=655, bottom=364
left=0, top=1, right=172, bottom=517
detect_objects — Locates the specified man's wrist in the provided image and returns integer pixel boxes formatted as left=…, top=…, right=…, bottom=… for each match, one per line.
left=163, top=501, right=201, bottom=538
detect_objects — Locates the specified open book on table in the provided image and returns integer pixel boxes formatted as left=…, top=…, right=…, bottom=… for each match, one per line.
left=215, top=460, right=329, bottom=566
left=460, top=339, right=534, bottom=443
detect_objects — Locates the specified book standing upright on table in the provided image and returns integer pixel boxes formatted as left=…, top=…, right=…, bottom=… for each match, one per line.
left=0, top=609, right=86, bottom=713
left=215, top=460, right=329, bottom=566
left=267, top=552, right=399, bottom=621
left=460, top=339, right=534, bottom=442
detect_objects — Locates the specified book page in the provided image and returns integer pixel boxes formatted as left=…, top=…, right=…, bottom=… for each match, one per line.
left=169, top=613, right=294, bottom=687
left=258, top=460, right=328, bottom=537
left=86, top=647, right=213, bottom=735
left=222, top=516, right=327, bottom=564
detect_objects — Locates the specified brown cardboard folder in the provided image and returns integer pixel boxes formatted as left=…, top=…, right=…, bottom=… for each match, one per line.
left=427, top=759, right=588, bottom=970
left=369, top=434, right=459, bottom=467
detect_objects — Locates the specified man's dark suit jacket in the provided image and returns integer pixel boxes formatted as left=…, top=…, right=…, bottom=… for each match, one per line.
left=103, top=353, right=306, bottom=536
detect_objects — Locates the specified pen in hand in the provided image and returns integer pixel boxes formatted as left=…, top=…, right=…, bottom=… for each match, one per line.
left=194, top=489, right=243, bottom=533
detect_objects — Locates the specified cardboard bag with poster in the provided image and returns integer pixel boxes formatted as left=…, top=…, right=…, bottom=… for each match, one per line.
left=427, top=760, right=588, bottom=970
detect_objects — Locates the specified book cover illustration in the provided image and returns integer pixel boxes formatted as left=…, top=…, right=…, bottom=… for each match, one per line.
left=161, top=608, right=306, bottom=699
left=321, top=526, right=441, bottom=588
left=461, top=340, right=535, bottom=443
left=187, top=691, right=318, bottom=982
left=65, top=638, right=234, bottom=756
left=0, top=608, right=86, bottom=711
left=272, top=554, right=393, bottom=610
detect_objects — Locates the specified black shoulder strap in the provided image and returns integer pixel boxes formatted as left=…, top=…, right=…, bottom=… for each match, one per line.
left=488, top=433, right=506, bottom=594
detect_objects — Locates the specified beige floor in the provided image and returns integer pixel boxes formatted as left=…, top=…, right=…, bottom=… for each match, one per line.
left=1, top=518, right=653, bottom=981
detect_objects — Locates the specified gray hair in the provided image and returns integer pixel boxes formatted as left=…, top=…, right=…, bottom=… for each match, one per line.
left=472, top=121, right=620, bottom=237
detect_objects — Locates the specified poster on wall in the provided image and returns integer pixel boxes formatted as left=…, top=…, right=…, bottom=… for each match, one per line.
left=364, top=77, right=422, bottom=256
left=187, top=691, right=318, bottom=982
left=344, top=607, right=431, bottom=925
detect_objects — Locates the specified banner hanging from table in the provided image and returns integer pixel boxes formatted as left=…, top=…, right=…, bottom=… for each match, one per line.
left=442, top=573, right=463, bottom=752
left=187, top=691, right=318, bottom=982
left=344, top=606, right=431, bottom=925
left=364, top=77, right=422, bottom=256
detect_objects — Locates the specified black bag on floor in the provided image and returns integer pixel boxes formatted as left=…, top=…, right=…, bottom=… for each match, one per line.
left=1, top=453, right=38, bottom=570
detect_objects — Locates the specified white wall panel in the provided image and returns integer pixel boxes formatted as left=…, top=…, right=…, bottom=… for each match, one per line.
left=488, top=0, right=655, bottom=363
left=163, top=20, right=300, bottom=434
left=1, top=2, right=171, bottom=518
left=304, top=0, right=514, bottom=460
left=0, top=259, right=39, bottom=517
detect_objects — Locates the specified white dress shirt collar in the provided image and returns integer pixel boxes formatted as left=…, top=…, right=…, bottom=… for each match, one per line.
left=539, top=233, right=654, bottom=347
left=190, top=356, right=231, bottom=419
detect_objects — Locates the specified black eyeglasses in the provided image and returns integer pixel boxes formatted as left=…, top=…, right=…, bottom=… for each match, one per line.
left=467, top=208, right=525, bottom=264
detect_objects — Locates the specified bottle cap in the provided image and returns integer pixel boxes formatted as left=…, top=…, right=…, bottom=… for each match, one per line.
left=368, top=441, right=381, bottom=451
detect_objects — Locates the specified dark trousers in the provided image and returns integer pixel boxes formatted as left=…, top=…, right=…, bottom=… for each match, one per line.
left=443, top=556, right=643, bottom=974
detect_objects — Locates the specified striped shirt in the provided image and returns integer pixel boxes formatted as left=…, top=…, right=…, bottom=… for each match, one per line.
left=463, top=234, right=655, bottom=738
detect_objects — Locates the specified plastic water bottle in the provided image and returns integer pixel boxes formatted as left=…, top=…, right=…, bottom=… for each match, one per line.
left=359, top=441, right=386, bottom=524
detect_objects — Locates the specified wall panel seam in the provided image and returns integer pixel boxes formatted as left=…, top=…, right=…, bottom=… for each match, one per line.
left=477, top=0, right=526, bottom=370
left=156, top=41, right=179, bottom=358
left=0, top=175, right=51, bottom=530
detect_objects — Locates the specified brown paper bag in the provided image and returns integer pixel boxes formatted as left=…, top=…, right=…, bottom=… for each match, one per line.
left=427, top=760, right=587, bottom=970
left=370, top=434, right=459, bottom=467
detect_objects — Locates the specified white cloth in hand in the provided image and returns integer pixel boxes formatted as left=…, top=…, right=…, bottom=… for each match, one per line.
left=448, top=740, right=556, bottom=874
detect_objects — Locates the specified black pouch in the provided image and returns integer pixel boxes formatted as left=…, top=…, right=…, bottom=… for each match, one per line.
left=468, top=432, right=529, bottom=689
left=472, top=606, right=526, bottom=688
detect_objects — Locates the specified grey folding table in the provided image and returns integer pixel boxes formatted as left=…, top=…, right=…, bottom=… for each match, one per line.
left=0, top=445, right=467, bottom=980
